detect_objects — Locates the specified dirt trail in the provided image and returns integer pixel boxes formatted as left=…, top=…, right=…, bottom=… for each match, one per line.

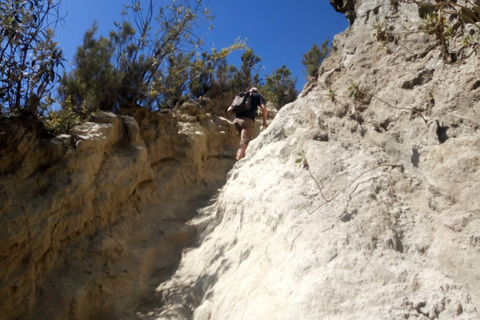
left=32, top=157, right=234, bottom=320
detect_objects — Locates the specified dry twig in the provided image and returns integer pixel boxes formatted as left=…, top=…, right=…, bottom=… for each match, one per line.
left=301, top=155, right=402, bottom=214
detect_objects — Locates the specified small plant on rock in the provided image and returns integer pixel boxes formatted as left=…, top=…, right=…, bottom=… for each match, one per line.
left=372, top=19, right=390, bottom=44
left=413, top=0, right=480, bottom=63
left=347, top=80, right=366, bottom=101
left=327, top=88, right=337, bottom=104
left=295, top=150, right=308, bottom=167
left=460, top=33, right=475, bottom=48
left=42, top=97, right=83, bottom=134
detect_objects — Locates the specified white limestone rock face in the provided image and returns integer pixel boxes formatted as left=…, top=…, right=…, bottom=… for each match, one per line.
left=144, top=0, right=480, bottom=319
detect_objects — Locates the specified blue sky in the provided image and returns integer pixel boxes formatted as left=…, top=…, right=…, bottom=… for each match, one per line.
left=54, top=0, right=349, bottom=91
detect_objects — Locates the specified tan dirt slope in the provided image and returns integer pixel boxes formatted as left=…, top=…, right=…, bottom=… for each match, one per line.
left=0, top=105, right=238, bottom=319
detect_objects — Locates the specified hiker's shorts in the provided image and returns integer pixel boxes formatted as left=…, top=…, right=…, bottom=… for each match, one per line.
left=233, top=117, right=255, bottom=146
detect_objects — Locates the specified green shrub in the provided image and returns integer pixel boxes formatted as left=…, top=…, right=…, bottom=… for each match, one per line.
left=0, top=0, right=64, bottom=114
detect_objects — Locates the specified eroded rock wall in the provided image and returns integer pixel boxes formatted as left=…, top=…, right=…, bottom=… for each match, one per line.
left=145, top=1, right=480, bottom=319
left=0, top=106, right=238, bottom=320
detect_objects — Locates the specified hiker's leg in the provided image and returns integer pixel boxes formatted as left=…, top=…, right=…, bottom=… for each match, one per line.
left=236, top=118, right=254, bottom=160
left=236, top=143, right=248, bottom=160
left=233, top=118, right=244, bottom=160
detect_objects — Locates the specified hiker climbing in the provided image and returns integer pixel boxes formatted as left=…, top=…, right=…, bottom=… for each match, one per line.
left=228, top=87, right=268, bottom=160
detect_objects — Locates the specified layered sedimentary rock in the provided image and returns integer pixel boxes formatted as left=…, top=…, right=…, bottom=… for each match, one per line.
left=0, top=106, right=237, bottom=320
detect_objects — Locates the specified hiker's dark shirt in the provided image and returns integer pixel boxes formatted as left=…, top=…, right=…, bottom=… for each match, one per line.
left=235, top=92, right=265, bottom=120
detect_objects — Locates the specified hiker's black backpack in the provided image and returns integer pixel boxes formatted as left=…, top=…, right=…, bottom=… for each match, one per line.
left=230, top=91, right=252, bottom=113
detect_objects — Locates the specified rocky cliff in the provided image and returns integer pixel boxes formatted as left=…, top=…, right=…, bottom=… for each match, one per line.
left=2, top=0, right=480, bottom=319
left=0, top=105, right=238, bottom=319
left=134, top=1, right=480, bottom=319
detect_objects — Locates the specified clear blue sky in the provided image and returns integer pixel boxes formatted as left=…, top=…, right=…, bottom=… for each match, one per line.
left=54, top=0, right=348, bottom=91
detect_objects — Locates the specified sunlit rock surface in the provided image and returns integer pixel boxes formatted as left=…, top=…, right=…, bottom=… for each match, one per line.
left=141, top=1, right=480, bottom=319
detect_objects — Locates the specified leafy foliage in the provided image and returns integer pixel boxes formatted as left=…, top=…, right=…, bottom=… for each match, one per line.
left=239, top=48, right=262, bottom=90
left=295, top=150, right=307, bottom=164
left=59, top=0, right=214, bottom=111
left=58, top=0, right=282, bottom=112
left=188, top=39, right=247, bottom=99
left=263, top=65, right=298, bottom=109
left=327, top=88, right=338, bottom=104
left=372, top=19, right=395, bottom=50
left=0, top=0, right=64, bottom=114
left=347, top=80, right=365, bottom=101
left=58, top=23, right=117, bottom=114
left=43, top=103, right=82, bottom=134
left=301, top=39, right=330, bottom=79
left=413, top=0, right=480, bottom=63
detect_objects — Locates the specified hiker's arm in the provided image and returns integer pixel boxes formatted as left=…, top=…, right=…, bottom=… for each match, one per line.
left=261, top=103, right=268, bottom=128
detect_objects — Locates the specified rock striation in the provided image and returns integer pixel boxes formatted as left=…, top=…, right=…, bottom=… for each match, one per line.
left=0, top=106, right=238, bottom=319
left=140, top=1, right=480, bottom=319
